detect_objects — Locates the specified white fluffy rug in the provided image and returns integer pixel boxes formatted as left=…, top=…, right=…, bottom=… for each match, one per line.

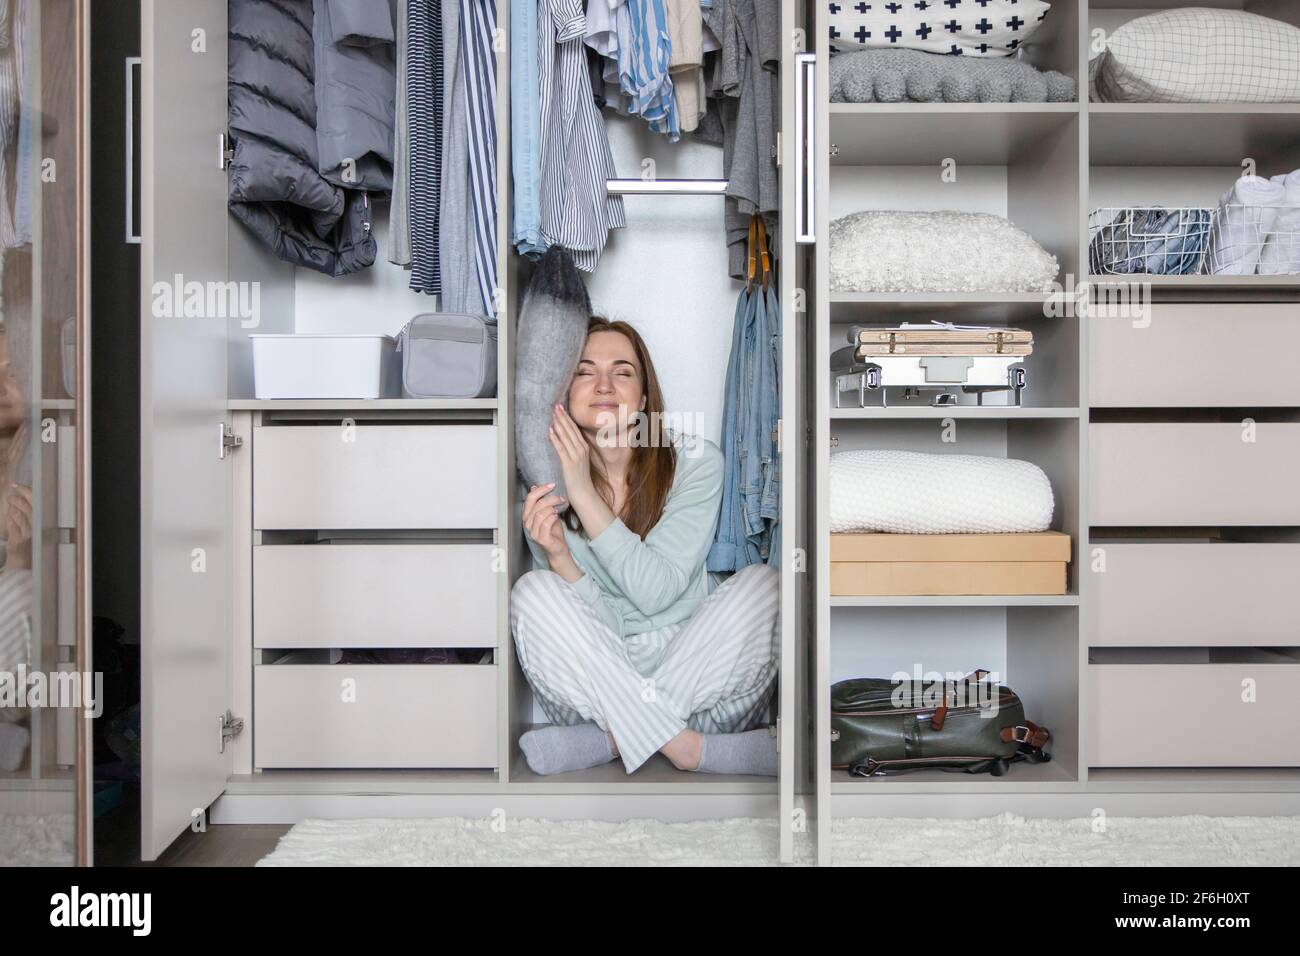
left=257, top=813, right=1300, bottom=867
left=0, top=814, right=76, bottom=866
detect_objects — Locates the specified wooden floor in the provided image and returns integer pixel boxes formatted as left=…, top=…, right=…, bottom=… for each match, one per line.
left=96, top=788, right=289, bottom=866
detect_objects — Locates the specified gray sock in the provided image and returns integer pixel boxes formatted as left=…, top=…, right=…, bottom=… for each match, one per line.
left=696, top=729, right=778, bottom=776
left=520, top=723, right=615, bottom=775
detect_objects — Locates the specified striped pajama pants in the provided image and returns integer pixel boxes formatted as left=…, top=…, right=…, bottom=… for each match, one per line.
left=510, top=563, right=780, bottom=773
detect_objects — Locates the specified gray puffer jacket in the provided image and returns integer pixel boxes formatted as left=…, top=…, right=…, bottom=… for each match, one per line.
left=227, top=0, right=376, bottom=276
left=313, top=0, right=396, bottom=192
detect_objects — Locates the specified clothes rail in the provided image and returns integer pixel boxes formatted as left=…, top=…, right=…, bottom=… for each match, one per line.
left=606, top=178, right=729, bottom=195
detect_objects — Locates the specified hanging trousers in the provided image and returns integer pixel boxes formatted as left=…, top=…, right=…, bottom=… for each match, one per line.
left=510, top=563, right=780, bottom=773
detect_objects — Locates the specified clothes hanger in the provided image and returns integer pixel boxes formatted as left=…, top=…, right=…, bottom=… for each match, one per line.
left=746, top=214, right=759, bottom=293
left=755, top=215, right=772, bottom=292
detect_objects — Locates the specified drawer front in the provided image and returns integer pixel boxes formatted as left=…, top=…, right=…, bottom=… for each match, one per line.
left=1088, top=664, right=1300, bottom=767
left=1090, top=423, right=1300, bottom=525
left=254, top=544, right=499, bottom=648
left=1091, top=543, right=1300, bottom=646
left=1090, top=305, right=1300, bottom=407
left=253, top=424, right=497, bottom=529
left=254, top=664, right=498, bottom=768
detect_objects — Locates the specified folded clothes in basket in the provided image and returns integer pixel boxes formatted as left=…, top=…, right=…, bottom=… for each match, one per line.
left=1207, top=176, right=1287, bottom=275
left=1088, top=208, right=1212, bottom=276
left=1259, top=170, right=1300, bottom=276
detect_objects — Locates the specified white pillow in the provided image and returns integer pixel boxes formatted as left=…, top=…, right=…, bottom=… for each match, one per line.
left=828, top=0, right=1052, bottom=58
left=829, top=449, right=1055, bottom=534
left=1096, top=9, right=1300, bottom=103
left=829, top=210, right=1060, bottom=293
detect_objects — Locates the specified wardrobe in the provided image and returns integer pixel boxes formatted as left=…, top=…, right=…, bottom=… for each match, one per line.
left=808, top=0, right=1300, bottom=867
left=137, top=0, right=814, bottom=864
left=137, top=0, right=1300, bottom=869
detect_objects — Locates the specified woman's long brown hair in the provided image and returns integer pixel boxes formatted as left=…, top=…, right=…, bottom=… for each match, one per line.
left=564, top=316, right=677, bottom=540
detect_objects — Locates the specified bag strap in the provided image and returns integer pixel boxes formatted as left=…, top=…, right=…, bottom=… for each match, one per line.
left=999, top=719, right=1050, bottom=750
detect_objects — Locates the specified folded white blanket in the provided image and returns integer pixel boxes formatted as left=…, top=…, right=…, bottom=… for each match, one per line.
left=1208, top=175, right=1286, bottom=275
left=1259, top=170, right=1300, bottom=276
left=829, top=449, right=1055, bottom=535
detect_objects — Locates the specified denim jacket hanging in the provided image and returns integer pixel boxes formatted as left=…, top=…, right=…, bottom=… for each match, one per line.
left=709, top=259, right=781, bottom=572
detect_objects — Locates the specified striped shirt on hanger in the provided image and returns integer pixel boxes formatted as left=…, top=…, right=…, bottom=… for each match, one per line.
left=538, top=0, right=625, bottom=273
left=408, top=0, right=444, bottom=295
left=461, top=0, right=498, bottom=316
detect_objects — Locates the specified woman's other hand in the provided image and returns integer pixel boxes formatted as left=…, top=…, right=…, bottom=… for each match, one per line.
left=522, top=482, right=570, bottom=562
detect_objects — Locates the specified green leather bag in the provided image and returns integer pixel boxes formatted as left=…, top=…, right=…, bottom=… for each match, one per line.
left=831, top=672, right=1051, bottom=777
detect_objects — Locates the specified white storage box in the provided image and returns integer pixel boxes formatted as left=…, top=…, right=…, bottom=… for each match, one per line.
left=251, top=334, right=395, bottom=399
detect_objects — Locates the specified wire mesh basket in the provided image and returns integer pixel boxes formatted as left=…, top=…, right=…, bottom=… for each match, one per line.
left=1088, top=207, right=1214, bottom=276
left=1206, top=204, right=1300, bottom=277
left=1089, top=206, right=1300, bottom=277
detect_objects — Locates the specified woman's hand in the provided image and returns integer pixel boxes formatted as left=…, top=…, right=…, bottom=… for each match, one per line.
left=549, top=403, right=597, bottom=505
left=522, top=482, right=571, bottom=563
left=2, top=483, right=32, bottom=570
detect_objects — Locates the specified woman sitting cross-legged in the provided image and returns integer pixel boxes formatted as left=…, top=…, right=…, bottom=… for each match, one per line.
left=512, top=316, right=779, bottom=776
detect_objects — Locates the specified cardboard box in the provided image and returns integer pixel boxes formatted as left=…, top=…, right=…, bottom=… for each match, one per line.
left=830, top=532, right=1071, bottom=596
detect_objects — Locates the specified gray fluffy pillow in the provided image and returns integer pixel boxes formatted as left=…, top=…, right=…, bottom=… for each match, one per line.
left=513, top=246, right=591, bottom=512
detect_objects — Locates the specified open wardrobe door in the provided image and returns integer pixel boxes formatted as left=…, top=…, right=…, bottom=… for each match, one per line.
left=138, top=0, right=233, bottom=861
left=777, top=0, right=816, bottom=866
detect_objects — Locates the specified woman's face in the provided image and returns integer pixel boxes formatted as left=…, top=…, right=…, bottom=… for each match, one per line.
left=566, top=330, right=646, bottom=436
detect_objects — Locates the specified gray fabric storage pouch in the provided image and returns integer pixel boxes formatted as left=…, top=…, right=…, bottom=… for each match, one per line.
left=399, top=312, right=498, bottom=398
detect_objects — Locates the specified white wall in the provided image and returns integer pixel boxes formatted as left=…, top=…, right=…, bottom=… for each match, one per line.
left=585, top=114, right=738, bottom=447
left=294, top=205, right=438, bottom=338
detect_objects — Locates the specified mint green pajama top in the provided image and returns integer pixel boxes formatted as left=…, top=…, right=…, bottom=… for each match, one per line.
left=523, top=435, right=725, bottom=673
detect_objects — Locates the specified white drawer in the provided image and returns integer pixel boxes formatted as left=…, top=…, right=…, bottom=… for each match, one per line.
left=1090, top=423, right=1300, bottom=525
left=253, top=544, right=499, bottom=648
left=1089, top=662, right=1300, bottom=767
left=254, top=663, right=498, bottom=768
left=1091, top=543, right=1300, bottom=646
left=253, top=424, right=497, bottom=529
left=1090, top=305, right=1300, bottom=407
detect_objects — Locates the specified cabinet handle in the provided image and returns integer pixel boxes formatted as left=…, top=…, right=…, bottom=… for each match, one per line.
left=125, top=56, right=141, bottom=244
left=794, top=52, right=816, bottom=245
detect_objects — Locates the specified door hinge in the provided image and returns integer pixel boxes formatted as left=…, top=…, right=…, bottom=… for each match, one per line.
left=219, top=711, right=245, bottom=753
left=830, top=436, right=840, bottom=448
left=219, top=132, right=234, bottom=170
left=772, top=717, right=781, bottom=753
left=219, top=422, right=244, bottom=460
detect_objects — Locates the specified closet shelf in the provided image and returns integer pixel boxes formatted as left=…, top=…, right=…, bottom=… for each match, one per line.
left=1089, top=104, right=1300, bottom=116
left=1085, top=768, right=1300, bottom=793
left=831, top=103, right=1079, bottom=116
left=831, top=759, right=1077, bottom=791
left=831, top=594, right=1081, bottom=608
left=509, top=750, right=776, bottom=792
left=1085, top=274, right=1300, bottom=289
left=227, top=398, right=499, bottom=411
left=830, top=292, right=1061, bottom=304
left=830, top=407, right=1079, bottom=420
left=1088, top=108, right=1300, bottom=166
left=829, top=107, right=1076, bottom=165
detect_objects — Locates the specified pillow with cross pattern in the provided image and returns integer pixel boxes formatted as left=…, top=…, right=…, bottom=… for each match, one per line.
left=828, top=0, right=1053, bottom=58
